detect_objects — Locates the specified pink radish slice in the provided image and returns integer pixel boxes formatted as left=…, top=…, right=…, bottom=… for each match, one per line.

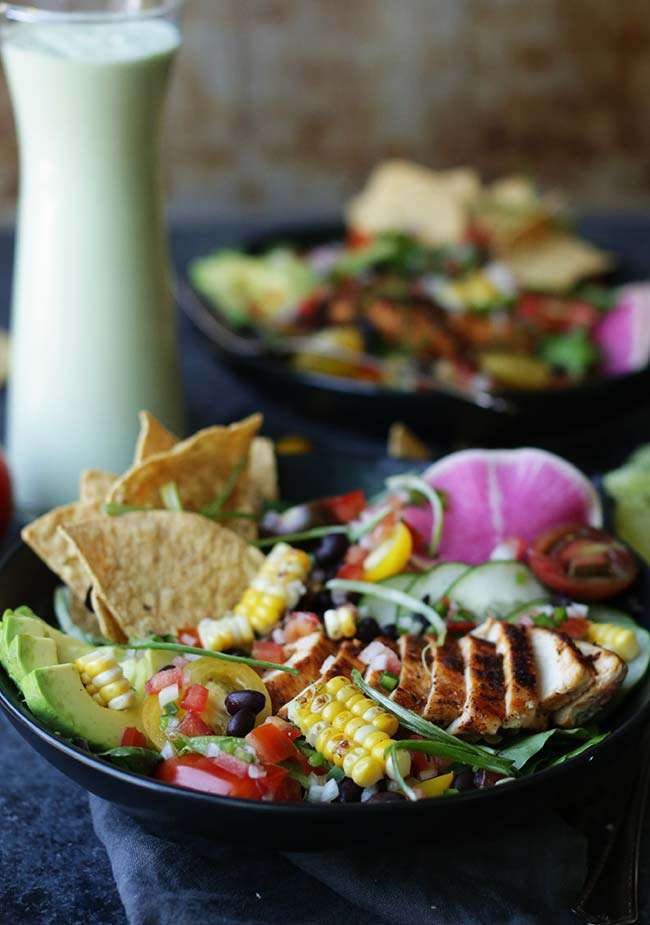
left=416, top=448, right=601, bottom=565
left=594, top=283, right=650, bottom=375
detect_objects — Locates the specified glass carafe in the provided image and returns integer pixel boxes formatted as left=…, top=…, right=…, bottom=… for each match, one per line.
left=1, top=0, right=185, bottom=511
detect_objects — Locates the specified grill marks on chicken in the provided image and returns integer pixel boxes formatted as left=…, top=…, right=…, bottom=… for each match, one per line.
left=448, top=635, right=506, bottom=738
left=423, top=637, right=466, bottom=726
left=527, top=626, right=594, bottom=712
left=392, top=635, right=432, bottom=713
left=553, top=640, right=626, bottom=727
left=473, top=619, right=542, bottom=731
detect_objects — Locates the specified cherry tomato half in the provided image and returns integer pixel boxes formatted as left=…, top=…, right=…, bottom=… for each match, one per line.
left=527, top=523, right=638, bottom=601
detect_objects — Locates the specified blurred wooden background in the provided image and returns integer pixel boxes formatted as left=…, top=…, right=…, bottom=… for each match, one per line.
left=0, top=0, right=649, bottom=221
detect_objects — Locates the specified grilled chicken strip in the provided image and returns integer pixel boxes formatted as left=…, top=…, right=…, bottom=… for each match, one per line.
left=264, top=632, right=336, bottom=713
left=277, top=638, right=363, bottom=720
left=473, top=619, right=543, bottom=731
left=553, top=640, right=627, bottom=727
left=392, top=635, right=431, bottom=713
left=447, top=635, right=505, bottom=738
left=527, top=626, right=594, bottom=712
left=423, top=637, right=466, bottom=726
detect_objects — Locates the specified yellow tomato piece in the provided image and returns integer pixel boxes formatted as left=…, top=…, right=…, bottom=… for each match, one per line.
left=418, top=772, right=454, bottom=799
left=185, top=658, right=272, bottom=731
left=363, top=522, right=413, bottom=583
left=141, top=694, right=166, bottom=750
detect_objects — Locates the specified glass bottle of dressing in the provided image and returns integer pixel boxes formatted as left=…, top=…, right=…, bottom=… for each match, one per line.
left=1, top=1, right=185, bottom=511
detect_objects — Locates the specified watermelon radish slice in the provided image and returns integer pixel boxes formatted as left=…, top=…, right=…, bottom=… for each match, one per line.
left=416, top=448, right=601, bottom=564
left=447, top=561, right=549, bottom=619
left=594, top=283, right=650, bottom=375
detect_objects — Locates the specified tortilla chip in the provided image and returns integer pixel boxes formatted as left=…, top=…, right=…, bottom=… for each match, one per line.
left=67, top=590, right=103, bottom=640
left=347, top=160, right=480, bottom=246
left=61, top=511, right=264, bottom=640
left=22, top=500, right=103, bottom=601
left=108, top=414, right=262, bottom=534
left=79, top=469, right=117, bottom=503
left=387, top=422, right=430, bottom=461
left=90, top=588, right=127, bottom=643
left=134, top=411, right=178, bottom=464
left=504, top=231, right=612, bottom=293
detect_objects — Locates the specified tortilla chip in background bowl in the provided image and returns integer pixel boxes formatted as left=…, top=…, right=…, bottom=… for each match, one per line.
left=134, top=410, right=178, bottom=464
left=79, top=469, right=117, bottom=504
left=61, top=511, right=264, bottom=641
left=21, top=499, right=104, bottom=601
left=346, top=160, right=480, bottom=245
left=503, top=231, right=612, bottom=293
left=108, top=413, right=262, bottom=533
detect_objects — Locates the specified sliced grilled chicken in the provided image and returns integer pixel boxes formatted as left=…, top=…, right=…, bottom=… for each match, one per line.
left=447, top=635, right=505, bottom=738
left=473, top=619, right=543, bottom=730
left=527, top=626, right=594, bottom=712
left=391, top=635, right=431, bottom=713
left=553, top=640, right=627, bottom=727
left=264, top=632, right=336, bottom=713
left=423, top=637, right=466, bottom=726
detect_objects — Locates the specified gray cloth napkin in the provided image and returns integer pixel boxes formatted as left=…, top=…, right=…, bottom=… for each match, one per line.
left=90, top=795, right=586, bottom=925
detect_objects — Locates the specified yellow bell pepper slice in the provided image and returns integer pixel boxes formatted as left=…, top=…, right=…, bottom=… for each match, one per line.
left=417, top=771, right=454, bottom=799
left=363, top=521, right=413, bottom=583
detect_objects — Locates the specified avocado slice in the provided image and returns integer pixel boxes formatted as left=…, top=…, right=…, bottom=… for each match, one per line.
left=21, top=663, right=143, bottom=750
left=0, top=610, right=89, bottom=677
left=4, top=635, right=58, bottom=686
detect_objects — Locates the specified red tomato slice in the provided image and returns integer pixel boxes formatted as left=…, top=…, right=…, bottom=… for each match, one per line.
left=528, top=523, right=638, bottom=601
left=252, top=640, right=285, bottom=663
left=516, top=293, right=599, bottom=333
left=180, top=684, right=209, bottom=714
left=246, top=720, right=299, bottom=764
left=177, top=713, right=213, bottom=737
left=145, top=666, right=184, bottom=695
left=559, top=616, right=590, bottom=638
left=120, top=727, right=147, bottom=748
left=324, top=490, right=366, bottom=523
left=155, top=755, right=261, bottom=799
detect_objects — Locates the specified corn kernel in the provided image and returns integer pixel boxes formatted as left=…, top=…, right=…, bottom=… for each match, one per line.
left=585, top=622, right=639, bottom=662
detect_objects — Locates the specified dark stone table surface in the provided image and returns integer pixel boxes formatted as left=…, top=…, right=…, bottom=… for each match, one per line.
left=0, top=216, right=649, bottom=924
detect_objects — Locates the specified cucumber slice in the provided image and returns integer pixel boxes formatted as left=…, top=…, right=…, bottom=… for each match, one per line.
left=408, top=562, right=470, bottom=605
left=358, top=573, right=419, bottom=628
left=447, top=561, right=549, bottom=619
left=589, top=606, right=650, bottom=692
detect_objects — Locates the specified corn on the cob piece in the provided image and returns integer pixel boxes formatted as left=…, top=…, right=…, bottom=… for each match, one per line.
left=74, top=650, right=135, bottom=710
left=198, top=614, right=254, bottom=652
left=287, top=675, right=410, bottom=787
left=234, top=542, right=311, bottom=634
left=585, top=622, right=639, bottom=662
left=324, top=604, right=357, bottom=641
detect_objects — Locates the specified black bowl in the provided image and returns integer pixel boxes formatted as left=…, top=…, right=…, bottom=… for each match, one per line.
left=179, top=216, right=650, bottom=446
left=0, top=455, right=648, bottom=849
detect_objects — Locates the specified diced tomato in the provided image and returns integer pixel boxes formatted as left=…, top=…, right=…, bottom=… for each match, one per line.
left=177, top=713, right=214, bottom=737
left=145, top=666, right=184, bottom=695
left=212, top=752, right=251, bottom=778
left=347, top=229, right=373, bottom=249
left=180, top=683, right=209, bottom=714
left=297, top=293, right=324, bottom=323
left=516, top=293, right=599, bottom=334
left=336, top=561, right=365, bottom=580
left=120, top=727, right=147, bottom=748
left=258, top=763, right=301, bottom=801
left=284, top=611, right=321, bottom=642
left=246, top=719, right=299, bottom=764
left=252, top=640, right=285, bottom=663
left=177, top=626, right=201, bottom=647
left=155, top=754, right=262, bottom=799
left=560, top=616, right=591, bottom=639
left=264, top=715, right=301, bottom=740
left=324, top=489, right=366, bottom=524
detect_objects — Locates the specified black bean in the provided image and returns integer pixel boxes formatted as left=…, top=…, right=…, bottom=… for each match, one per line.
left=158, top=664, right=176, bottom=673
left=413, top=613, right=430, bottom=632
left=226, top=708, right=256, bottom=737
left=452, top=768, right=475, bottom=792
left=314, top=532, right=350, bottom=567
left=473, top=769, right=503, bottom=789
left=368, top=791, right=405, bottom=803
left=337, top=779, right=363, bottom=803
left=225, top=690, right=266, bottom=716
left=383, top=623, right=399, bottom=640
left=356, top=617, right=380, bottom=643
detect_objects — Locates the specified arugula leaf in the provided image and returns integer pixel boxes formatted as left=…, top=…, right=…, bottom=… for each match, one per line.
left=497, top=727, right=593, bottom=771
left=351, top=670, right=514, bottom=775
left=538, top=329, right=600, bottom=378
left=542, top=733, right=608, bottom=768
left=100, top=746, right=162, bottom=775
